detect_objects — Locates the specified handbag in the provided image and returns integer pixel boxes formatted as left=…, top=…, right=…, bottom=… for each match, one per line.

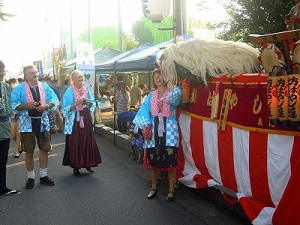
left=143, top=124, right=152, bottom=140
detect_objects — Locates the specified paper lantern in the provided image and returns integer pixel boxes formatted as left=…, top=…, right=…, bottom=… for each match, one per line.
left=288, top=74, right=300, bottom=125
left=277, top=76, right=289, bottom=126
left=141, top=0, right=171, bottom=23
left=267, top=76, right=279, bottom=126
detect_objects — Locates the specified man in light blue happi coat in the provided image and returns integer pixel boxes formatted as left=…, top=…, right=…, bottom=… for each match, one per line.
left=11, top=65, right=59, bottom=189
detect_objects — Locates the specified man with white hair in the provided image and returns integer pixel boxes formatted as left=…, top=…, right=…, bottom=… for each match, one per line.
left=11, top=65, right=59, bottom=189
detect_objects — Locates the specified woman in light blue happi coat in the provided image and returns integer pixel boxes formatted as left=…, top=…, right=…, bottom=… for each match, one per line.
left=133, top=69, right=182, bottom=202
left=62, top=70, right=101, bottom=177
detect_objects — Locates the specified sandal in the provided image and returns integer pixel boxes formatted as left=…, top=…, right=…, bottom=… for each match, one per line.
left=147, top=188, right=157, bottom=199
left=166, top=190, right=175, bottom=202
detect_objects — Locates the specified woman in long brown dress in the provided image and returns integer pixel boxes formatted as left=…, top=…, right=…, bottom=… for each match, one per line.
left=62, top=70, right=101, bottom=177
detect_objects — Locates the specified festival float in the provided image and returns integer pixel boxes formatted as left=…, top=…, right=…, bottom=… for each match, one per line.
left=157, top=30, right=300, bottom=225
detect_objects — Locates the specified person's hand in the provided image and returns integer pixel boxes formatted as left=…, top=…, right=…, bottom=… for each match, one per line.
left=35, top=102, right=48, bottom=112
left=161, top=73, right=174, bottom=90
left=285, top=14, right=296, bottom=27
left=161, top=73, right=168, bottom=84
left=76, top=98, right=85, bottom=106
left=27, top=101, right=38, bottom=110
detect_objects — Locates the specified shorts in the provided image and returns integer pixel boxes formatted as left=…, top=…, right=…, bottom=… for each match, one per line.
left=21, top=132, right=51, bottom=153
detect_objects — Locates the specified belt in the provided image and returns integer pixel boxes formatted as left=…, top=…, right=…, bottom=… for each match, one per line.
left=30, top=116, right=42, bottom=119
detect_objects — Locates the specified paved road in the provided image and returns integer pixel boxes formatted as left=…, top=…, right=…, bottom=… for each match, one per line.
left=1, top=132, right=251, bottom=225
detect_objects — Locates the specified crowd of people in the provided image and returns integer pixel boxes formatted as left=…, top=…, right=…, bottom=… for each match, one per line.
left=1, top=4, right=297, bottom=198
left=0, top=59, right=182, bottom=203
left=115, top=79, right=148, bottom=132
left=0, top=61, right=102, bottom=195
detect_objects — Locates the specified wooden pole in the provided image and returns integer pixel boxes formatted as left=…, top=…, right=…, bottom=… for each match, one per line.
left=173, top=0, right=177, bottom=44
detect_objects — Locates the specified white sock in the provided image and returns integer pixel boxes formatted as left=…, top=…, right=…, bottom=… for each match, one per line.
left=27, top=170, right=35, bottom=179
left=40, top=168, right=47, bottom=178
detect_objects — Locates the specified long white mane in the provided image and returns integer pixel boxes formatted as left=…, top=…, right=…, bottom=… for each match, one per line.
left=157, top=38, right=261, bottom=85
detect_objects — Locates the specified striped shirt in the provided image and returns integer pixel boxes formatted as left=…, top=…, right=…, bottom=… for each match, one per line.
left=116, top=90, right=130, bottom=112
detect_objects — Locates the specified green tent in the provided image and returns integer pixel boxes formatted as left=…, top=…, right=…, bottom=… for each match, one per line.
left=94, top=47, right=122, bottom=65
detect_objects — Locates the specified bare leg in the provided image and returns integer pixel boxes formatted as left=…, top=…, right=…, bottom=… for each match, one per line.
left=148, top=169, right=158, bottom=198
left=39, top=150, right=48, bottom=169
left=150, top=169, right=158, bottom=190
left=25, top=152, right=34, bottom=172
left=10, top=122, right=17, bottom=141
left=167, top=170, right=176, bottom=198
left=16, top=133, right=21, bottom=154
left=55, top=109, right=64, bottom=131
left=16, top=121, right=21, bottom=154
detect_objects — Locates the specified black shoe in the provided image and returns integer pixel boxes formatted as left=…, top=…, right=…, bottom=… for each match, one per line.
left=86, top=167, right=94, bottom=173
left=4, top=189, right=21, bottom=195
left=40, top=176, right=55, bottom=186
left=147, top=189, right=157, bottom=199
left=25, top=178, right=35, bottom=189
left=166, top=191, right=175, bottom=202
left=0, top=188, right=21, bottom=195
left=73, top=169, right=81, bottom=177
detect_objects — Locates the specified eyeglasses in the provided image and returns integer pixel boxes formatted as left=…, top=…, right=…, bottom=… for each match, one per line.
left=29, top=71, right=39, bottom=75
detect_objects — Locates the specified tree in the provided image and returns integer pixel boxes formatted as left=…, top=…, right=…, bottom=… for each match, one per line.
left=0, top=0, right=13, bottom=22
left=79, top=26, right=139, bottom=52
left=132, top=16, right=176, bottom=45
left=211, top=0, right=295, bottom=42
left=131, top=19, right=154, bottom=44
left=123, top=34, right=139, bottom=51
left=79, top=26, right=120, bottom=50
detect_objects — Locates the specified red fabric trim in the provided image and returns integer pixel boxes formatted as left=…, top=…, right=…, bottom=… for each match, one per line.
left=190, top=117, right=212, bottom=188
left=272, top=136, right=300, bottom=225
left=249, top=132, right=274, bottom=206
left=218, top=125, right=238, bottom=192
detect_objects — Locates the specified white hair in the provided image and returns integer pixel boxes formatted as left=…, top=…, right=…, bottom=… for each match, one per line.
left=157, top=38, right=261, bottom=85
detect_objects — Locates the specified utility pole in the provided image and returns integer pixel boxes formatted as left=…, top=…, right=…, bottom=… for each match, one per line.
left=181, top=0, right=187, bottom=35
left=60, top=8, right=63, bottom=46
left=155, top=0, right=186, bottom=44
left=70, top=0, right=73, bottom=59
left=173, top=0, right=177, bottom=43
left=175, top=0, right=182, bottom=37
left=88, top=0, right=92, bottom=44
left=118, top=0, right=123, bottom=51
left=173, top=0, right=186, bottom=43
